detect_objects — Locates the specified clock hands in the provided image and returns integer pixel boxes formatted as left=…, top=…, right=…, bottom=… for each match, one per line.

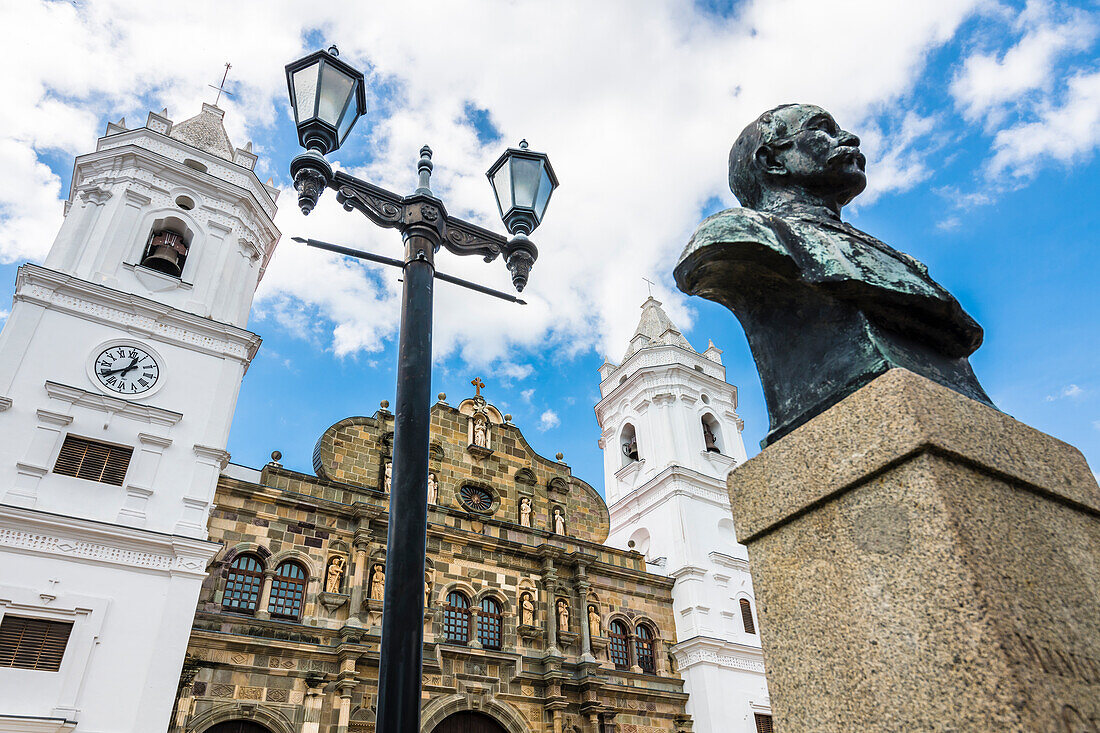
left=99, top=357, right=140, bottom=378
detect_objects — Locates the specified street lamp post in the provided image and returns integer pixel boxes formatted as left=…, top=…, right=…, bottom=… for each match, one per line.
left=285, top=46, right=557, bottom=732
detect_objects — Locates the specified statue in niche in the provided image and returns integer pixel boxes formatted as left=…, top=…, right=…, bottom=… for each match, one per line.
left=324, top=555, right=346, bottom=594
left=427, top=472, right=437, bottom=504
left=588, top=605, right=601, bottom=637
left=519, top=497, right=532, bottom=527
left=556, top=599, right=570, bottom=631
left=675, top=104, right=992, bottom=446
left=383, top=462, right=391, bottom=492
left=553, top=507, right=566, bottom=535
left=472, top=415, right=488, bottom=448
left=369, top=564, right=385, bottom=600
left=520, top=592, right=535, bottom=626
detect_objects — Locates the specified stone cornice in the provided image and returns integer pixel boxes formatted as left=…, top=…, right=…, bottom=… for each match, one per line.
left=17, top=264, right=262, bottom=365
left=671, top=635, right=766, bottom=674
left=45, top=381, right=183, bottom=426
left=608, top=464, right=731, bottom=523
left=0, top=504, right=219, bottom=578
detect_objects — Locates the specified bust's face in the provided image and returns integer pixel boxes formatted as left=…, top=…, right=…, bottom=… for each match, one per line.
left=769, top=105, right=866, bottom=206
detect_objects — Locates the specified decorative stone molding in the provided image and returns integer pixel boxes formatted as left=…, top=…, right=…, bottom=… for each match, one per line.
left=45, top=381, right=182, bottom=427
left=0, top=504, right=218, bottom=578
left=671, top=636, right=766, bottom=674
left=16, top=264, right=262, bottom=365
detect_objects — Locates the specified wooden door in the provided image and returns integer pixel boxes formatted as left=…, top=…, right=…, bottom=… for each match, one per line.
left=204, top=721, right=272, bottom=733
left=432, top=711, right=508, bottom=733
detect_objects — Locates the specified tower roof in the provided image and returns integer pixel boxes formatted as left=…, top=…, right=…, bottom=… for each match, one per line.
left=622, top=296, right=694, bottom=361
left=169, top=103, right=235, bottom=161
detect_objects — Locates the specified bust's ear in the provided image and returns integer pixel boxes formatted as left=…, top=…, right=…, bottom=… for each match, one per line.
left=755, top=143, right=787, bottom=177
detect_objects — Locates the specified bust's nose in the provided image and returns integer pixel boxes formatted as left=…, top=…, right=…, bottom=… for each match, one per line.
left=838, top=130, right=860, bottom=148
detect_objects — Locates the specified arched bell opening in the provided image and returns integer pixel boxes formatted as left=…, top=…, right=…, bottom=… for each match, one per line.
left=701, top=412, right=723, bottom=454
left=140, top=215, right=193, bottom=277
left=620, top=422, right=639, bottom=466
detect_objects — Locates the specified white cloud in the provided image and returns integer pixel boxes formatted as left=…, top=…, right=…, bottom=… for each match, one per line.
left=988, top=69, right=1100, bottom=179
left=521, top=389, right=535, bottom=403
left=1, top=0, right=995, bottom=365
left=1046, top=384, right=1086, bottom=401
left=538, top=409, right=561, bottom=432
left=950, top=1, right=1097, bottom=126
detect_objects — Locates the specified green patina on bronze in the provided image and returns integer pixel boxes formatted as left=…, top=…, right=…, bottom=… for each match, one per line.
left=675, top=104, right=992, bottom=446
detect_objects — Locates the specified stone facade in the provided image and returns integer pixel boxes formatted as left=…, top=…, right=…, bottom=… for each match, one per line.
left=172, top=394, right=691, bottom=733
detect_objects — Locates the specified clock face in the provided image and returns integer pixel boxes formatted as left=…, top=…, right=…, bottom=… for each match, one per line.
left=94, top=345, right=160, bottom=395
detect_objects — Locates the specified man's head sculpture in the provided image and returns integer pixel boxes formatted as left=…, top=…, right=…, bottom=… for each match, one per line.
left=729, top=104, right=867, bottom=214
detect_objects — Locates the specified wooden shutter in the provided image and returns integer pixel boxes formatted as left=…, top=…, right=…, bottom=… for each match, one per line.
left=740, top=598, right=756, bottom=634
left=54, top=436, right=133, bottom=486
left=0, top=615, right=73, bottom=671
left=754, top=713, right=774, bottom=733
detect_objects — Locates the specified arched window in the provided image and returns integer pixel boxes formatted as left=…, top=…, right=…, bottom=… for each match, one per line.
left=740, top=598, right=756, bottom=634
left=477, top=597, right=503, bottom=650
left=223, top=554, right=264, bottom=613
left=635, top=623, right=656, bottom=673
left=702, top=413, right=723, bottom=453
left=443, top=591, right=471, bottom=645
left=608, top=620, right=630, bottom=669
left=620, top=423, right=639, bottom=466
left=268, top=561, right=307, bottom=620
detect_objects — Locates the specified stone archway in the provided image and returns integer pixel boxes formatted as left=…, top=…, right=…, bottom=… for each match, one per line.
left=204, top=722, right=272, bottom=733
left=431, top=711, right=508, bottom=733
left=420, top=693, right=530, bottom=733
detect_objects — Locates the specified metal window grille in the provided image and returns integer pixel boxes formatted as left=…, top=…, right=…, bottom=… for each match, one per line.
left=0, top=616, right=73, bottom=672
left=754, top=713, right=774, bottom=733
left=443, top=592, right=470, bottom=644
left=608, top=620, right=630, bottom=669
left=223, top=555, right=264, bottom=613
left=53, top=435, right=132, bottom=486
left=268, top=562, right=307, bottom=620
left=634, top=624, right=656, bottom=673
left=740, top=598, right=756, bottom=634
left=477, top=597, right=502, bottom=650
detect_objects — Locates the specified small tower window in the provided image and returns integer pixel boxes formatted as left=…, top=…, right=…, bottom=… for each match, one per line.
left=268, top=561, right=307, bottom=620
left=635, top=623, right=656, bottom=673
left=702, top=413, right=723, bottom=454
left=620, top=423, right=639, bottom=466
left=477, top=597, right=503, bottom=650
left=740, top=598, right=756, bottom=634
left=223, top=554, right=264, bottom=613
left=443, top=591, right=471, bottom=645
left=608, top=620, right=630, bottom=669
left=141, top=222, right=191, bottom=278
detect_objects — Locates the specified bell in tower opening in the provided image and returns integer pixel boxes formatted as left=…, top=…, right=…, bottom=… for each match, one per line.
left=141, top=228, right=190, bottom=277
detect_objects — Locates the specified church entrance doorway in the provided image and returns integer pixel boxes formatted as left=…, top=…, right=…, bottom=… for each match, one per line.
left=204, top=721, right=272, bottom=733
left=431, top=711, right=508, bottom=733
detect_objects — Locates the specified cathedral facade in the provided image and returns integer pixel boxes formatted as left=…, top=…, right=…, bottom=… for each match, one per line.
left=171, top=392, right=692, bottom=733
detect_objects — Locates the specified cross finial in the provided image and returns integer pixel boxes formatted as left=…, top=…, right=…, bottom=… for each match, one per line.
left=471, top=377, right=485, bottom=396
left=208, top=62, right=233, bottom=106
left=642, top=277, right=656, bottom=297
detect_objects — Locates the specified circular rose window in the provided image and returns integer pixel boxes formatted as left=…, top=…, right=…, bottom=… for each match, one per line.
left=459, top=485, right=495, bottom=514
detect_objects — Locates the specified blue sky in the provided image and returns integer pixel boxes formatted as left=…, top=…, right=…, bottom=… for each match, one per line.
left=1, top=0, right=1098, bottom=493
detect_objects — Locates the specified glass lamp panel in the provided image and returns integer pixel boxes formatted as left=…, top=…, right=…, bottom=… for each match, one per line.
left=491, top=163, right=513, bottom=216
left=292, top=65, right=321, bottom=122
left=337, top=94, right=359, bottom=143
left=534, top=166, right=554, bottom=221
left=510, top=156, right=542, bottom=209
left=317, top=61, right=356, bottom=127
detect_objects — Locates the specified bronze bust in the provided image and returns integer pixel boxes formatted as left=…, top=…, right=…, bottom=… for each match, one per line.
left=675, top=104, right=992, bottom=445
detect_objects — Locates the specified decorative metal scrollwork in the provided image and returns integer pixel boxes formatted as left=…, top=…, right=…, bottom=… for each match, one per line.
left=336, top=186, right=403, bottom=228
left=443, top=219, right=506, bottom=262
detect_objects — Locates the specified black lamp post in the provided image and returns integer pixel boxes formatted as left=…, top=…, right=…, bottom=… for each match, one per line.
left=285, top=46, right=557, bottom=732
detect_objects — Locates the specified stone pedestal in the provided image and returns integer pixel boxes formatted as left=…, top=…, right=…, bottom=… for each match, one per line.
left=729, top=369, right=1100, bottom=732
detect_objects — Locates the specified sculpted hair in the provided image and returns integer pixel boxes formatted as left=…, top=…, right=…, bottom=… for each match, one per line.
left=728, top=103, right=798, bottom=209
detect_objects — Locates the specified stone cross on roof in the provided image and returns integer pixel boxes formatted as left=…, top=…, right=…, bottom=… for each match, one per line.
left=471, top=377, right=485, bottom=397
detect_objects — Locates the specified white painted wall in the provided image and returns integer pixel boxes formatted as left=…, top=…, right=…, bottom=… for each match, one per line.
left=596, top=306, right=771, bottom=733
left=0, top=106, right=276, bottom=732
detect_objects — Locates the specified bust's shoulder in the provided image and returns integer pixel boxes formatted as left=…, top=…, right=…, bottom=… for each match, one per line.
left=688, top=207, right=784, bottom=249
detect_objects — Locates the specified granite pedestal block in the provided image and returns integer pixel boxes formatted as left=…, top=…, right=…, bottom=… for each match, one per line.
left=729, top=368, right=1100, bottom=732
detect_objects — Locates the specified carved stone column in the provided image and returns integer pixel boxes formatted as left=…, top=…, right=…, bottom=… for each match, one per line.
left=574, top=563, right=596, bottom=663
left=335, top=679, right=355, bottom=733
left=255, top=570, right=275, bottom=619
left=301, top=676, right=326, bottom=733
left=468, top=607, right=482, bottom=649
left=541, top=557, right=560, bottom=656
left=169, top=658, right=201, bottom=732
left=349, top=530, right=370, bottom=623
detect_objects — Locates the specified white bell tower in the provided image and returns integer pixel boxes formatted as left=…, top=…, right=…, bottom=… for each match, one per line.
left=0, top=103, right=280, bottom=732
left=595, top=297, right=772, bottom=733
